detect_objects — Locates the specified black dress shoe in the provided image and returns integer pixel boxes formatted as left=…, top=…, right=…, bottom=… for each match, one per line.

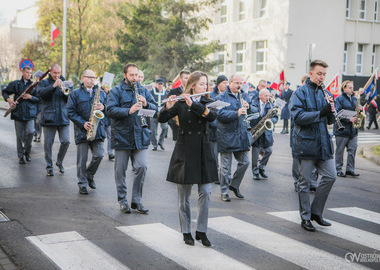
left=131, top=202, right=149, bottom=214
left=195, top=231, right=211, bottom=247
left=25, top=153, right=31, bottom=162
left=253, top=174, right=260, bottom=180
left=19, top=157, right=26, bottom=164
left=108, top=154, right=115, bottom=160
left=214, top=180, right=220, bottom=185
left=56, top=162, right=64, bottom=173
left=158, top=143, right=165, bottom=150
left=311, top=214, right=331, bottom=226
left=346, top=171, right=360, bottom=177
left=152, top=147, right=157, bottom=151
left=337, top=171, right=346, bottom=177
left=88, top=179, right=96, bottom=189
left=183, top=233, right=194, bottom=246
left=259, top=169, right=268, bottom=179
left=120, top=203, right=131, bottom=214
left=301, top=220, right=316, bottom=232
left=310, top=187, right=317, bottom=192
left=280, top=129, right=286, bottom=134
left=46, top=168, right=54, bottom=176
left=229, top=186, right=244, bottom=198
left=79, top=186, right=89, bottom=195
left=221, top=194, right=230, bottom=202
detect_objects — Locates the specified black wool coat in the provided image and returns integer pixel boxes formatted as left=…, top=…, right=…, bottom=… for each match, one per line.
left=158, top=96, right=218, bottom=185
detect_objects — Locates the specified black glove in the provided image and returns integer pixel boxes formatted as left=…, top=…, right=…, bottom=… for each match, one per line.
left=320, top=104, right=332, bottom=117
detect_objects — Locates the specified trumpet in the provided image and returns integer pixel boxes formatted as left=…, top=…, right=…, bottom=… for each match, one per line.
left=58, top=79, right=72, bottom=96
left=161, top=91, right=212, bottom=104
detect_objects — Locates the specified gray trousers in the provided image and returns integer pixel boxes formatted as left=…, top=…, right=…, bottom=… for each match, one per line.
left=298, top=159, right=336, bottom=220
left=219, top=151, right=250, bottom=195
left=251, top=146, right=272, bottom=174
left=34, top=113, right=41, bottom=140
left=14, top=120, right=35, bottom=158
left=292, top=158, right=318, bottom=188
left=77, top=141, right=104, bottom=187
left=335, top=136, right=358, bottom=173
left=114, top=149, right=147, bottom=205
left=177, top=183, right=211, bottom=233
left=43, top=125, right=70, bottom=169
left=105, top=125, right=114, bottom=155
left=150, top=118, right=168, bottom=148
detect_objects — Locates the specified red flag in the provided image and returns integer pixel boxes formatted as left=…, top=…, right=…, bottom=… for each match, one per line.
left=172, top=77, right=181, bottom=88
left=326, top=74, right=340, bottom=98
left=51, top=22, right=60, bottom=47
left=270, top=70, right=285, bottom=94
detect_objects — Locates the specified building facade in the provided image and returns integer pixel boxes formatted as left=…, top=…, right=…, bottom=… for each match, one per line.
left=205, top=0, right=380, bottom=89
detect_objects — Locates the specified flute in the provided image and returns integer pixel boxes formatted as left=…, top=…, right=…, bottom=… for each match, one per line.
left=161, top=91, right=212, bottom=104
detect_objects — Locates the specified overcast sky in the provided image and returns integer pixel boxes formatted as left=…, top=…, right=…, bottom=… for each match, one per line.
left=0, top=0, right=37, bottom=25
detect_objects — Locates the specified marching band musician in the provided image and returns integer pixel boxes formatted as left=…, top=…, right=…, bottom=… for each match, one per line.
left=150, top=78, right=168, bottom=151
left=67, top=70, right=107, bottom=195
left=334, top=81, right=360, bottom=178
left=106, top=63, right=157, bottom=214
left=251, top=89, right=278, bottom=180
left=100, top=76, right=115, bottom=160
left=37, top=64, right=72, bottom=176
left=2, top=66, right=39, bottom=164
left=157, top=71, right=217, bottom=247
left=289, top=60, right=336, bottom=232
left=215, top=73, right=252, bottom=202
left=280, top=82, right=292, bottom=134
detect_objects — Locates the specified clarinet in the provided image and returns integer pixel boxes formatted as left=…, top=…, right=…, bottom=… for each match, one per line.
left=133, top=82, right=148, bottom=128
left=321, top=84, right=344, bottom=131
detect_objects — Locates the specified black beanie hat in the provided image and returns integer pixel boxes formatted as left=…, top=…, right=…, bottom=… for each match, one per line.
left=216, top=75, right=228, bottom=86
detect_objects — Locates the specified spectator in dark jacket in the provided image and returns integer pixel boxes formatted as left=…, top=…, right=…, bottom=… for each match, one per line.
left=289, top=60, right=336, bottom=232
left=215, top=74, right=252, bottom=202
left=366, top=95, right=379, bottom=130
left=280, top=82, right=293, bottom=134
left=37, top=64, right=72, bottom=176
left=2, top=66, right=39, bottom=164
left=67, top=70, right=107, bottom=195
left=106, top=63, right=157, bottom=214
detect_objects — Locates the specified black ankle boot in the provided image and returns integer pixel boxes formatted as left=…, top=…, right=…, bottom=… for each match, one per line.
left=183, top=233, right=194, bottom=246
left=195, top=231, right=211, bottom=247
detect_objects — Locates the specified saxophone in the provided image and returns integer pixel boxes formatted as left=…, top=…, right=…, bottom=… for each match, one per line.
left=250, top=98, right=278, bottom=143
left=86, top=87, right=105, bottom=141
left=352, top=93, right=365, bottom=129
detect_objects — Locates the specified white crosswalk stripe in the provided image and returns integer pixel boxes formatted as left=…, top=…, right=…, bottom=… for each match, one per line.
left=117, top=223, right=253, bottom=270
left=208, top=216, right=365, bottom=270
left=329, top=207, right=380, bottom=225
left=268, top=210, right=380, bottom=251
left=26, top=231, right=129, bottom=270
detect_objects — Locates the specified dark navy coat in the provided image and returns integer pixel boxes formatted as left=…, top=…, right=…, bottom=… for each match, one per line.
left=150, top=87, right=167, bottom=118
left=280, top=88, right=293, bottom=120
left=106, top=80, right=157, bottom=150
left=289, top=78, right=335, bottom=160
left=157, top=97, right=217, bottom=184
left=67, top=84, right=107, bottom=145
left=333, top=93, right=358, bottom=138
left=37, top=74, right=71, bottom=126
left=215, top=86, right=253, bottom=153
left=251, top=99, right=278, bottom=148
left=2, top=77, right=39, bottom=121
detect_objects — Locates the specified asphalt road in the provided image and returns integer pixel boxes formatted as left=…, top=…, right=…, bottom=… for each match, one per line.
left=0, top=115, right=379, bottom=270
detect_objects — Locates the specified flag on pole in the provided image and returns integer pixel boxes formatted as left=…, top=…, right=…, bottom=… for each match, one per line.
left=270, top=70, right=285, bottom=94
left=325, top=74, right=340, bottom=98
left=172, top=76, right=181, bottom=88
left=363, top=68, right=378, bottom=102
left=51, top=22, right=60, bottom=47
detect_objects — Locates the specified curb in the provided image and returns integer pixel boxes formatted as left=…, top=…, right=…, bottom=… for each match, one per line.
left=361, top=144, right=380, bottom=166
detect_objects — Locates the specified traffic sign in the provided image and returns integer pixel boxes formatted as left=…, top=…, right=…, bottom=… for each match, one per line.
left=19, top=59, right=34, bottom=71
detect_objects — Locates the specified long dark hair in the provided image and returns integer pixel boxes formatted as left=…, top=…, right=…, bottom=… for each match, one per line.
left=183, top=71, right=210, bottom=98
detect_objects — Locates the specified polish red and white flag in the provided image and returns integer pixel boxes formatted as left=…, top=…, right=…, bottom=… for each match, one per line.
left=326, top=74, right=340, bottom=98
left=270, top=70, right=285, bottom=94
left=51, top=22, right=60, bottom=47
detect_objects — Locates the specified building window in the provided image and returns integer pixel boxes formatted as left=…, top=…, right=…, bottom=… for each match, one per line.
left=258, top=0, right=267, bottom=18
left=343, top=43, right=348, bottom=73
left=375, top=0, right=379, bottom=21
left=238, top=0, right=246, bottom=21
left=356, top=44, right=364, bottom=74
left=256, top=40, right=267, bottom=72
left=372, top=45, right=376, bottom=73
left=216, top=45, right=227, bottom=73
left=220, top=0, right=227, bottom=23
left=235, top=42, right=246, bottom=72
left=359, top=0, right=366, bottom=20
left=346, top=0, right=351, bottom=18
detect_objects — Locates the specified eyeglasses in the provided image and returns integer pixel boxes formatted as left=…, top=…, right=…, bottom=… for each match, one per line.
left=231, top=81, right=243, bottom=85
left=84, top=76, right=96, bottom=79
